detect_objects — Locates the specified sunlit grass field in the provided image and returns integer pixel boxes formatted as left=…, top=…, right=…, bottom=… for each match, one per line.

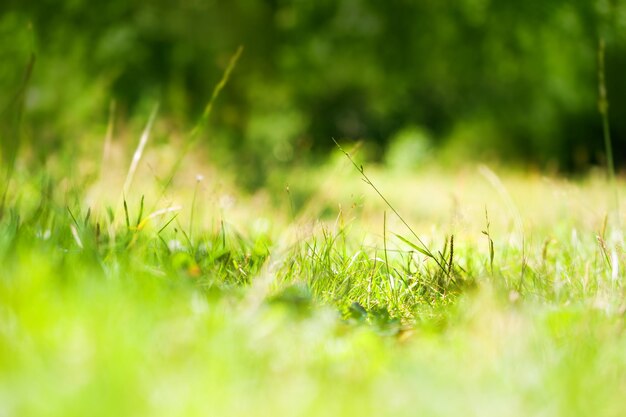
left=2, top=133, right=626, bottom=416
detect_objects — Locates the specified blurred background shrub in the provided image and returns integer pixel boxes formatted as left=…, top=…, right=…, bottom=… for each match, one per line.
left=2, top=0, right=626, bottom=183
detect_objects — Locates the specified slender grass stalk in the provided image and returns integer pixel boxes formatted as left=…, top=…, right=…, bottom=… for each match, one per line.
left=598, top=38, right=615, bottom=182
left=189, top=175, right=202, bottom=244
left=383, top=210, right=393, bottom=301
left=478, top=165, right=524, bottom=240
left=190, top=46, right=244, bottom=140
left=136, top=195, right=145, bottom=227
left=156, top=211, right=180, bottom=235
left=447, top=235, right=454, bottom=276
left=598, top=38, right=620, bottom=228
left=333, top=138, right=447, bottom=274
left=482, top=208, right=495, bottom=276
left=157, top=46, right=244, bottom=204
left=383, top=211, right=390, bottom=278
left=107, top=103, right=158, bottom=242
left=122, top=103, right=160, bottom=197
left=123, top=198, right=130, bottom=229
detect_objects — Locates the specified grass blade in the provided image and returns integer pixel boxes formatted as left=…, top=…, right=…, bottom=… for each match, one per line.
left=393, top=233, right=433, bottom=258
left=122, top=103, right=159, bottom=196
left=156, top=46, right=244, bottom=204
left=333, top=138, right=447, bottom=273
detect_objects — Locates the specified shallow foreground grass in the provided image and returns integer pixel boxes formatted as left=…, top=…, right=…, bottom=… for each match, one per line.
left=1, top=143, right=626, bottom=416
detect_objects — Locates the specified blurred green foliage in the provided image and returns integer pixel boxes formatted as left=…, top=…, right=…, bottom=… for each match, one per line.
left=2, top=0, right=626, bottom=176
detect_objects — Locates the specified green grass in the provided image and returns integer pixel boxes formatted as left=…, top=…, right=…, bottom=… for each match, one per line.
left=1, top=138, right=626, bottom=417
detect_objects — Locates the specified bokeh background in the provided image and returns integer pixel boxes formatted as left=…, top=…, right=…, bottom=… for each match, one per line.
left=2, top=0, right=626, bottom=185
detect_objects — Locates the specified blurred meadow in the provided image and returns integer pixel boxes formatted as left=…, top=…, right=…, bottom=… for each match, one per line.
left=2, top=2, right=626, bottom=416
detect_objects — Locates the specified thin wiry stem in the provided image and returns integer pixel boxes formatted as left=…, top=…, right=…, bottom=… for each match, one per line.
left=333, top=138, right=447, bottom=273
left=598, top=38, right=620, bottom=228
left=123, top=103, right=159, bottom=196
left=156, top=46, right=244, bottom=208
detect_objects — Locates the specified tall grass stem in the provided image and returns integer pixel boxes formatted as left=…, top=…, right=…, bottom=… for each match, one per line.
left=598, top=38, right=620, bottom=229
